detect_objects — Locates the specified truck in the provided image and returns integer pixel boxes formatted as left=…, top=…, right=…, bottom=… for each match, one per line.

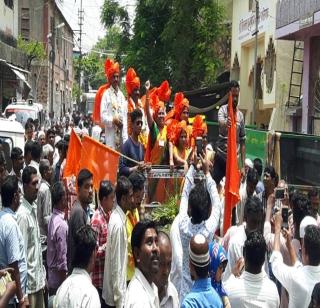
left=81, top=90, right=97, bottom=115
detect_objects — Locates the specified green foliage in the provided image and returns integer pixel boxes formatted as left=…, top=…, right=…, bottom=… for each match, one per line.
left=151, top=194, right=179, bottom=227
left=100, top=0, right=227, bottom=91
left=74, top=27, right=122, bottom=90
left=100, top=1, right=130, bottom=61
left=17, top=36, right=46, bottom=69
left=72, top=82, right=82, bottom=102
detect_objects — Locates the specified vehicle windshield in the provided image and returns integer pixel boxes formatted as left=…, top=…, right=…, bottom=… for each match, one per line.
left=5, top=108, right=37, bottom=127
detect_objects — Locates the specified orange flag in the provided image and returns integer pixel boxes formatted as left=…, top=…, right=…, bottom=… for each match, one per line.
left=63, top=129, right=82, bottom=178
left=79, top=135, right=120, bottom=190
left=223, top=94, right=241, bottom=234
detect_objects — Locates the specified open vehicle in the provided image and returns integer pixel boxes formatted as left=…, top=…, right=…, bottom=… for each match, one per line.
left=4, top=98, right=45, bottom=128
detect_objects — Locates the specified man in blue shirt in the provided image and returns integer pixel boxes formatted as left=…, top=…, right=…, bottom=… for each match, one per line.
left=0, top=175, right=28, bottom=306
left=181, top=234, right=222, bottom=308
left=119, top=108, right=147, bottom=176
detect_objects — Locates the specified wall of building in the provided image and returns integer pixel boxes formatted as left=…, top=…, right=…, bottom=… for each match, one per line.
left=0, top=0, right=18, bottom=38
left=231, top=0, right=293, bottom=129
left=18, top=0, right=73, bottom=118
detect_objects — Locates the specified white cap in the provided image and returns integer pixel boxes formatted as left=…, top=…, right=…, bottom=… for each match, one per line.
left=300, top=216, right=317, bottom=238
left=245, top=158, right=253, bottom=169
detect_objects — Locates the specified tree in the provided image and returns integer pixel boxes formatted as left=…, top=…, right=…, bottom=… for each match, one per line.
left=100, top=0, right=130, bottom=62
left=17, top=36, right=46, bottom=69
left=161, top=0, right=226, bottom=90
left=124, top=0, right=172, bottom=87
left=100, top=0, right=227, bottom=91
left=73, top=27, right=122, bottom=92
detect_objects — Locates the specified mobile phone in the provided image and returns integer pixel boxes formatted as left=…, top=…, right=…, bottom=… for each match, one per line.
left=282, top=206, right=289, bottom=229
left=196, top=137, right=203, bottom=157
left=275, top=188, right=285, bottom=200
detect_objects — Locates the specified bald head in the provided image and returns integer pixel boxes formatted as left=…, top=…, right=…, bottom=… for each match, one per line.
left=158, top=231, right=171, bottom=249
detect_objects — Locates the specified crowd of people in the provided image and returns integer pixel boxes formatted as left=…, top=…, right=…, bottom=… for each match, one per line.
left=0, top=58, right=320, bottom=308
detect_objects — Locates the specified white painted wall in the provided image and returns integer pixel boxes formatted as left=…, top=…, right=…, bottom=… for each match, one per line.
left=0, top=0, right=18, bottom=38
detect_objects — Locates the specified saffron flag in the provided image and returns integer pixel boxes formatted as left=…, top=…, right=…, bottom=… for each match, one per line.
left=63, top=129, right=82, bottom=178
left=79, top=135, right=120, bottom=190
left=93, top=83, right=110, bottom=124
left=223, top=94, right=241, bottom=234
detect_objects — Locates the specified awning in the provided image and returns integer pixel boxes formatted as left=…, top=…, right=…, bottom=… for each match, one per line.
left=0, top=59, right=31, bottom=91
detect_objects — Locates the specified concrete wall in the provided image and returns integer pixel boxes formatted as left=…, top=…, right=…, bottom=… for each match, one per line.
left=18, top=0, right=74, bottom=117
left=231, top=0, right=294, bottom=129
left=0, top=0, right=18, bottom=38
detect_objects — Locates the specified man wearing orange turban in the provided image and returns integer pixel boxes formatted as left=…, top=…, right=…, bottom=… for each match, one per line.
left=99, top=58, right=128, bottom=151
left=126, top=68, right=149, bottom=148
left=167, top=92, right=192, bottom=169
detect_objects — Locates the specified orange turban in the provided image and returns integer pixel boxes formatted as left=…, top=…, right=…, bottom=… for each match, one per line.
left=105, top=58, right=120, bottom=83
left=149, top=91, right=165, bottom=118
left=156, top=81, right=171, bottom=103
left=165, top=92, right=189, bottom=122
left=192, top=115, right=208, bottom=138
left=126, top=68, right=140, bottom=96
left=167, top=120, right=188, bottom=146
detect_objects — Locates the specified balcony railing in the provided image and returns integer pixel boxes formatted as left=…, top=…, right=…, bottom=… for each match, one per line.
left=276, top=0, right=320, bottom=29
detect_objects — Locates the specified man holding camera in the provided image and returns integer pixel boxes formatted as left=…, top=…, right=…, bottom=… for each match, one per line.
left=212, top=80, right=246, bottom=185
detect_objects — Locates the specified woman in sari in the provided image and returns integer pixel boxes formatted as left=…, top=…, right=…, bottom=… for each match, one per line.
left=166, top=92, right=192, bottom=169
left=209, top=241, right=231, bottom=308
left=145, top=80, right=171, bottom=202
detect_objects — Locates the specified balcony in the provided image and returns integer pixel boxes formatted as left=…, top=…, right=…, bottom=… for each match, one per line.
left=276, top=0, right=320, bottom=29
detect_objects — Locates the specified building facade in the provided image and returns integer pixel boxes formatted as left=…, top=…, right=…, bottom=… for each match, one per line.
left=276, top=0, right=320, bottom=135
left=18, top=0, right=73, bottom=118
left=230, top=0, right=294, bottom=130
left=0, top=0, right=29, bottom=111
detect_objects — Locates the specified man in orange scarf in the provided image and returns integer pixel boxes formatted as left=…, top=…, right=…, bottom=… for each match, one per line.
left=126, top=68, right=149, bottom=148
left=99, top=59, right=128, bottom=151
left=212, top=80, right=246, bottom=185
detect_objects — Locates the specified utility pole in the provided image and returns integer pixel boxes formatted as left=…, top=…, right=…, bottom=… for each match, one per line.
left=50, top=0, right=56, bottom=118
left=252, top=0, right=259, bottom=126
left=77, top=0, right=84, bottom=107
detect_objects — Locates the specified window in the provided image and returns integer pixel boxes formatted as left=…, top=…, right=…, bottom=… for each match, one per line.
left=249, top=0, right=254, bottom=11
left=4, top=0, right=14, bottom=10
left=21, top=8, right=30, bottom=41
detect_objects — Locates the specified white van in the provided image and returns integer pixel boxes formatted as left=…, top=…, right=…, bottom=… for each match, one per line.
left=0, top=118, right=25, bottom=171
left=4, top=99, right=45, bottom=128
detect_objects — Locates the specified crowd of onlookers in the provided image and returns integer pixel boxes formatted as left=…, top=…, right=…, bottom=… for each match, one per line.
left=0, top=111, right=320, bottom=308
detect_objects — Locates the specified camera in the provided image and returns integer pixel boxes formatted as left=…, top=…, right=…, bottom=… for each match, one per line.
left=195, top=137, right=204, bottom=157
left=275, top=188, right=285, bottom=200
left=281, top=206, right=289, bottom=229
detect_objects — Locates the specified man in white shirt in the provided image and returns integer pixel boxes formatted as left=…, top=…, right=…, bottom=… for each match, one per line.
left=17, top=166, right=46, bottom=308
left=169, top=214, right=183, bottom=295
left=100, top=60, right=128, bottom=151
left=178, top=156, right=221, bottom=301
left=223, top=196, right=264, bottom=282
left=271, top=212, right=320, bottom=308
left=236, top=167, right=258, bottom=225
left=154, top=231, right=179, bottom=308
left=102, top=176, right=134, bottom=308
left=224, top=231, right=280, bottom=307
left=54, top=225, right=100, bottom=308
left=125, top=220, right=160, bottom=308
